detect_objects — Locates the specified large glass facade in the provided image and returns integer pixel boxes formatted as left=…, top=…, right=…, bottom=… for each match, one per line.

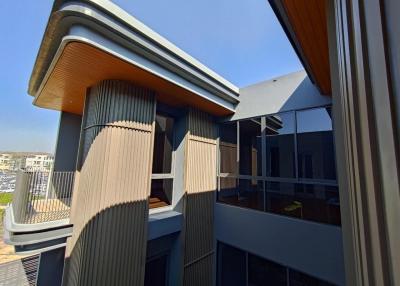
left=217, top=243, right=246, bottom=286
left=248, top=253, right=287, bottom=286
left=218, top=178, right=264, bottom=211
left=239, top=119, right=262, bottom=176
left=265, top=112, right=295, bottom=178
left=296, top=108, right=336, bottom=180
left=217, top=106, right=340, bottom=225
left=217, top=242, right=334, bottom=286
left=219, top=122, right=237, bottom=174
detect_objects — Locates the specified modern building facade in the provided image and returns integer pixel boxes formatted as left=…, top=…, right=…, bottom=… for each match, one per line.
left=3, top=0, right=399, bottom=286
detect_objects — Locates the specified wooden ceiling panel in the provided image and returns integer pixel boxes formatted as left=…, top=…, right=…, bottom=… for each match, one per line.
left=281, top=0, right=331, bottom=95
left=34, top=42, right=234, bottom=116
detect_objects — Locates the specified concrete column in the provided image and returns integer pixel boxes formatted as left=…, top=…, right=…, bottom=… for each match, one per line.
left=53, top=112, right=82, bottom=172
left=63, top=80, right=156, bottom=286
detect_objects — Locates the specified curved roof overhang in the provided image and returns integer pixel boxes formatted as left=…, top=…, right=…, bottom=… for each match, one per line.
left=268, top=0, right=331, bottom=96
left=29, top=0, right=240, bottom=116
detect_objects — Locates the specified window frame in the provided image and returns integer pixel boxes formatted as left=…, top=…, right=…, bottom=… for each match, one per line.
left=217, top=105, right=340, bottom=224
left=150, top=107, right=177, bottom=212
left=151, top=111, right=176, bottom=179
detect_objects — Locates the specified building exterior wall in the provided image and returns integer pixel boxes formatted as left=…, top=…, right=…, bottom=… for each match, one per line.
left=63, top=80, right=156, bottom=286
left=53, top=112, right=82, bottom=172
left=327, top=0, right=400, bottom=285
left=183, top=109, right=217, bottom=286
left=216, top=74, right=342, bottom=285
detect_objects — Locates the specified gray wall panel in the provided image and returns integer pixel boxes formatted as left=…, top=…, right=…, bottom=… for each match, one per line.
left=54, top=112, right=82, bottom=172
left=215, top=203, right=345, bottom=285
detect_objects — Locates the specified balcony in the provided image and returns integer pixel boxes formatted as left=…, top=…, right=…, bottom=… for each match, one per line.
left=11, top=170, right=74, bottom=224
left=4, top=170, right=75, bottom=254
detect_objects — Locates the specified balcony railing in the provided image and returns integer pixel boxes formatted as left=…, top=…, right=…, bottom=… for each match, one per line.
left=12, top=170, right=75, bottom=224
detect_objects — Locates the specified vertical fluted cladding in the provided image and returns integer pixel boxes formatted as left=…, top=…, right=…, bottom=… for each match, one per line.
left=64, top=80, right=156, bottom=286
left=183, top=255, right=214, bottom=286
left=183, top=109, right=217, bottom=285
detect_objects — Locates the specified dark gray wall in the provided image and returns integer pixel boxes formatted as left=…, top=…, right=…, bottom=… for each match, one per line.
left=53, top=112, right=82, bottom=171
left=215, top=203, right=345, bottom=285
left=37, top=247, right=65, bottom=286
left=383, top=0, right=400, bottom=149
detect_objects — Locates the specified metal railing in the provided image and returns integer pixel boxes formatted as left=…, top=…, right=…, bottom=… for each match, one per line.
left=12, top=170, right=75, bottom=224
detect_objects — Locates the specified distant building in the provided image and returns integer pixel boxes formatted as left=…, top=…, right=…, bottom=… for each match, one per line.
left=0, top=152, right=53, bottom=171
left=0, top=153, right=13, bottom=170
left=22, top=154, right=54, bottom=171
left=0, top=153, right=23, bottom=171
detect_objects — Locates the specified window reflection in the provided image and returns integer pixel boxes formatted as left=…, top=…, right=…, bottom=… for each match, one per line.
left=144, top=255, right=168, bottom=286
left=219, top=122, right=237, bottom=174
left=248, top=254, right=287, bottom=286
left=217, top=107, right=340, bottom=225
left=239, top=119, right=262, bottom=176
left=217, top=243, right=336, bottom=286
left=152, top=114, right=174, bottom=174
left=265, top=182, right=340, bottom=225
left=218, top=178, right=264, bottom=211
left=265, top=112, right=295, bottom=178
left=297, top=108, right=336, bottom=180
left=289, top=269, right=335, bottom=286
left=217, top=243, right=246, bottom=286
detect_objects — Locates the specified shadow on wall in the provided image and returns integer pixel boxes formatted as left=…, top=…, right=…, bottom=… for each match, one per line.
left=278, top=74, right=331, bottom=113
left=234, top=72, right=331, bottom=120
left=182, top=109, right=217, bottom=286
left=183, top=190, right=215, bottom=286
left=63, top=201, right=148, bottom=286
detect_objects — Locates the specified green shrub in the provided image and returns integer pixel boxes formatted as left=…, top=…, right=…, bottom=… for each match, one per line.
left=0, top=193, right=13, bottom=205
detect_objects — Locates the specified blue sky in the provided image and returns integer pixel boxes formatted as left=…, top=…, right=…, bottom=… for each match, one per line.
left=0, top=0, right=302, bottom=153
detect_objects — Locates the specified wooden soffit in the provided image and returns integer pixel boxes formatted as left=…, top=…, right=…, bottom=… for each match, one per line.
left=34, top=41, right=234, bottom=116
left=278, top=0, right=331, bottom=95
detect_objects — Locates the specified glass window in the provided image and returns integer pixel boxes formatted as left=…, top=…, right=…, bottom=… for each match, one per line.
left=218, top=178, right=264, bottom=211
left=289, top=269, right=335, bottom=286
left=297, top=108, right=336, bottom=180
left=152, top=114, right=174, bottom=174
left=219, top=122, right=237, bottom=174
left=149, top=179, right=173, bottom=209
left=265, top=182, right=341, bottom=225
left=239, top=119, right=262, bottom=176
left=151, top=112, right=174, bottom=209
left=217, top=243, right=246, bottom=286
left=248, top=254, right=287, bottom=286
left=144, top=255, right=168, bottom=286
left=265, top=112, right=295, bottom=178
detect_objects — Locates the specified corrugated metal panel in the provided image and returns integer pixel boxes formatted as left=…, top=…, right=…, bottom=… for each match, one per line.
left=183, top=254, right=214, bottom=286
left=183, top=109, right=217, bottom=285
left=63, top=80, right=155, bottom=286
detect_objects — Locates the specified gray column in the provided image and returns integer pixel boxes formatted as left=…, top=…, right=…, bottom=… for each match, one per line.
left=327, top=0, right=400, bottom=285
left=53, top=112, right=82, bottom=172
left=63, top=80, right=156, bottom=286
